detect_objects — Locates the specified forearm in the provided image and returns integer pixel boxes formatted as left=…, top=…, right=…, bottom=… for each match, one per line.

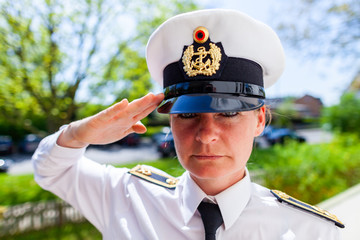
left=32, top=127, right=87, bottom=190
left=32, top=127, right=112, bottom=231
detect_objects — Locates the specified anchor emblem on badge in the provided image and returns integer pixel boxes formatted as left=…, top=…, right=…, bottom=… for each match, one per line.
left=182, top=26, right=222, bottom=77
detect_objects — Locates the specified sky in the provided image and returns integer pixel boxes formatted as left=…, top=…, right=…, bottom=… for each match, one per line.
left=196, top=0, right=357, bottom=106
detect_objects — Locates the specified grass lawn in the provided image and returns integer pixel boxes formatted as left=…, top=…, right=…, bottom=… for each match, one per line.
left=1, top=221, right=101, bottom=240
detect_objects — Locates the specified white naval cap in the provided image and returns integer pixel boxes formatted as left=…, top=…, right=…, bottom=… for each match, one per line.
left=146, top=9, right=285, bottom=114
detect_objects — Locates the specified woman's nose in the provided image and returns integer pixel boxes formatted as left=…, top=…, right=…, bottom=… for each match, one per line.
left=195, top=115, right=220, bottom=144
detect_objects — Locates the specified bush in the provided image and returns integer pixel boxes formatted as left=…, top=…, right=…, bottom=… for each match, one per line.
left=250, top=134, right=360, bottom=204
left=321, top=93, right=360, bottom=136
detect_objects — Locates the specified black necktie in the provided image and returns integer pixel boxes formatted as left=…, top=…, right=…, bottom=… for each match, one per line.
left=197, top=202, right=224, bottom=240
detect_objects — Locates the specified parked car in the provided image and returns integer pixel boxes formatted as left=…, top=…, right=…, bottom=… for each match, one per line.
left=152, top=127, right=171, bottom=144
left=114, top=133, right=141, bottom=147
left=156, top=132, right=176, bottom=158
left=0, top=135, right=13, bottom=155
left=263, top=126, right=306, bottom=145
left=19, top=134, right=43, bottom=153
left=0, top=158, right=13, bottom=173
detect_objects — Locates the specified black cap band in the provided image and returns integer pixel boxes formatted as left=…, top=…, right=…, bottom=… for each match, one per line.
left=163, top=81, right=265, bottom=100
left=163, top=57, right=264, bottom=88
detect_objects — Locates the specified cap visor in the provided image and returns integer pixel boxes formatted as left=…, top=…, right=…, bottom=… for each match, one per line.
left=157, top=94, right=264, bottom=114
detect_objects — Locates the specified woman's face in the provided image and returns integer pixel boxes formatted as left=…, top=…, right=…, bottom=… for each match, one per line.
left=170, top=107, right=265, bottom=184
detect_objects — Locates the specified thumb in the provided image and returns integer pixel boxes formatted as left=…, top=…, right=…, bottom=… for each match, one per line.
left=132, top=121, right=147, bottom=134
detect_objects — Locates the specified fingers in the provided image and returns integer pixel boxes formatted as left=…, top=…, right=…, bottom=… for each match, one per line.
left=100, top=98, right=129, bottom=122
left=126, top=93, right=163, bottom=133
left=132, top=121, right=147, bottom=134
left=132, top=103, right=160, bottom=123
left=126, top=93, right=164, bottom=116
left=94, top=93, right=163, bottom=130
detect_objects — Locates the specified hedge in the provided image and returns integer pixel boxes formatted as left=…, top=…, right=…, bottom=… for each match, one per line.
left=249, top=134, right=360, bottom=204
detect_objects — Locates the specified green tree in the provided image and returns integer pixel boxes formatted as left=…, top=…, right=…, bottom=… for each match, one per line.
left=0, top=0, right=198, bottom=135
left=321, top=92, right=360, bottom=135
left=274, top=0, right=359, bottom=62
left=273, top=0, right=360, bottom=131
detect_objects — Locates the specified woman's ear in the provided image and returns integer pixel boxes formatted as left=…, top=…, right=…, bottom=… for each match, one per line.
left=254, top=106, right=266, bottom=137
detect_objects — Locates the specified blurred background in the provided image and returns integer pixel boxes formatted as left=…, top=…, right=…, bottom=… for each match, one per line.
left=0, top=0, right=359, bottom=239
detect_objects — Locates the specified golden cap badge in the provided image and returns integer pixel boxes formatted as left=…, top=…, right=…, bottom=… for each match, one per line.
left=182, top=27, right=222, bottom=77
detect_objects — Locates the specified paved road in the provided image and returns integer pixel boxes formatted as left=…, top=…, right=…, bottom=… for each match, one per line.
left=296, top=128, right=333, bottom=144
left=85, top=144, right=160, bottom=165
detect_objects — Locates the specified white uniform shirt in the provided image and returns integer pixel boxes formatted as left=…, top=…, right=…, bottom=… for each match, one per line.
left=32, top=130, right=341, bottom=240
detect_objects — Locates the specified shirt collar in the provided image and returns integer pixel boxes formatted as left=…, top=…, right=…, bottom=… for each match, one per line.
left=215, top=168, right=251, bottom=230
left=181, top=171, right=207, bottom=225
left=180, top=169, right=252, bottom=229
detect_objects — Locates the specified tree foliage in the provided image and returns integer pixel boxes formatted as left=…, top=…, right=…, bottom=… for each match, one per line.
left=274, top=0, right=359, bottom=62
left=321, top=92, right=360, bottom=135
left=0, top=0, right=198, bottom=135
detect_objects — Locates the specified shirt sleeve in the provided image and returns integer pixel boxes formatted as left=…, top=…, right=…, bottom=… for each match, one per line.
left=32, top=127, right=129, bottom=233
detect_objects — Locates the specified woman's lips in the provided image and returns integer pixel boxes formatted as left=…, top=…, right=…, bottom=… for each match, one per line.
left=192, top=155, right=223, bottom=160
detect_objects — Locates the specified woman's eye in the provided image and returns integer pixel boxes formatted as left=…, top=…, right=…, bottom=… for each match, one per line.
left=221, top=112, right=239, bottom=117
left=178, top=113, right=197, bottom=119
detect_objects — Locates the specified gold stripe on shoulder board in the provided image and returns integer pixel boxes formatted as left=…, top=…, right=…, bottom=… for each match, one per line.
left=271, top=190, right=345, bottom=228
left=128, top=164, right=179, bottom=189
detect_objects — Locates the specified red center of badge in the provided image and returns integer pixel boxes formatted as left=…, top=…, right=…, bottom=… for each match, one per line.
left=193, top=26, right=209, bottom=44
left=195, top=30, right=205, bottom=41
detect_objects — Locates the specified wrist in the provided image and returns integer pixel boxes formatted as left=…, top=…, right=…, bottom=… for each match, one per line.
left=56, top=124, right=89, bottom=149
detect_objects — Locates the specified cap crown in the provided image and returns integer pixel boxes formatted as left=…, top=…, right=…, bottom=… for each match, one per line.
left=146, top=9, right=285, bottom=89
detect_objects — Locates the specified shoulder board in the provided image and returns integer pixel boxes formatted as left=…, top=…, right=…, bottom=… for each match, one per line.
left=128, top=164, right=179, bottom=189
left=271, top=190, right=344, bottom=228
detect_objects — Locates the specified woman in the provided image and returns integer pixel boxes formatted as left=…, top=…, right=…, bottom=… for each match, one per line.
left=33, top=9, right=343, bottom=239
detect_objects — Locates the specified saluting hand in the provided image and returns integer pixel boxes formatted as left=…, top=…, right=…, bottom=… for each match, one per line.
left=57, top=93, right=164, bottom=148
